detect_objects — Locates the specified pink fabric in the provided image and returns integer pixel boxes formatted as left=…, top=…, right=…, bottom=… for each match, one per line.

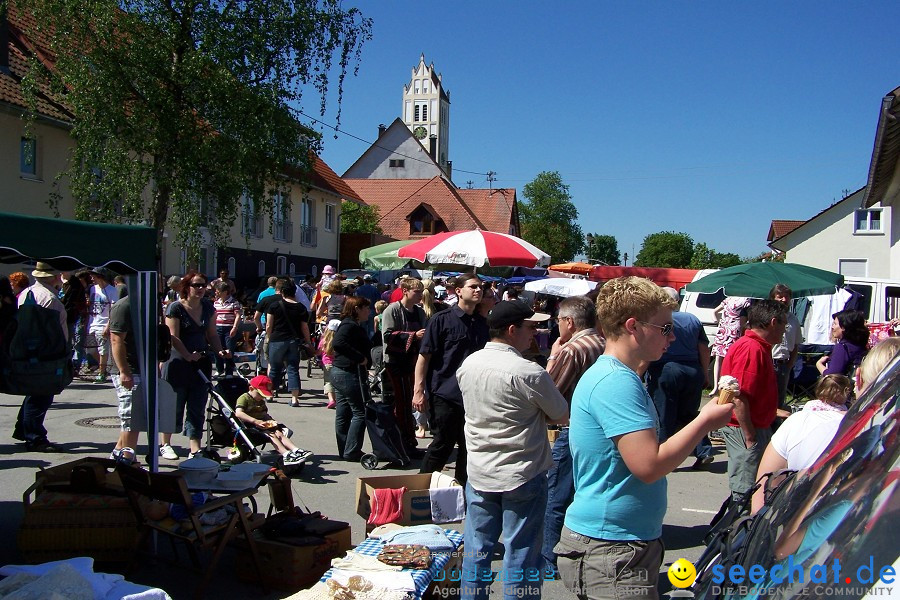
left=368, top=487, right=407, bottom=526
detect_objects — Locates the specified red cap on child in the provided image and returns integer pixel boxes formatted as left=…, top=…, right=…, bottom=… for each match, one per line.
left=249, top=375, right=274, bottom=398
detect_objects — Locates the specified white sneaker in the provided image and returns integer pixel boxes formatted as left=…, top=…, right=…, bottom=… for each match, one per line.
left=159, top=444, right=178, bottom=460
left=284, top=449, right=313, bottom=465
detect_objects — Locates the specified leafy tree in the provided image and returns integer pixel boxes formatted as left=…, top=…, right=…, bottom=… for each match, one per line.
left=689, top=243, right=742, bottom=269
left=586, top=233, right=620, bottom=265
left=14, top=0, right=371, bottom=264
left=520, top=171, right=583, bottom=262
left=340, top=201, right=382, bottom=234
left=745, top=251, right=785, bottom=263
left=634, top=231, right=694, bottom=268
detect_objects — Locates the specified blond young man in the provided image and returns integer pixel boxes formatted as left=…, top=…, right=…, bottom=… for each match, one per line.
left=557, top=277, right=733, bottom=600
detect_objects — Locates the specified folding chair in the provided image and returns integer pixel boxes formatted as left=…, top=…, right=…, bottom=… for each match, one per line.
left=117, top=465, right=266, bottom=599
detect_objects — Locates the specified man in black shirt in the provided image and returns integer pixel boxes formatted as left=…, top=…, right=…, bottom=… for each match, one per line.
left=413, top=273, right=489, bottom=484
left=109, top=295, right=140, bottom=463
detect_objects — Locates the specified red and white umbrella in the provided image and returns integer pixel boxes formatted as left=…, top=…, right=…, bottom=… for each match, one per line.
left=397, top=230, right=551, bottom=268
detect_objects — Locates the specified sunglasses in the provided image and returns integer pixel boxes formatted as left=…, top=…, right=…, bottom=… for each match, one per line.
left=638, top=321, right=674, bottom=336
left=189, top=282, right=207, bottom=289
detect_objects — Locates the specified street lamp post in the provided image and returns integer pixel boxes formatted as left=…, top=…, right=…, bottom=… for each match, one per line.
left=585, top=233, right=594, bottom=263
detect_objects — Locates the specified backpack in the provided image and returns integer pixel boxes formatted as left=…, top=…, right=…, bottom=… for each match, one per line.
left=0, top=291, right=74, bottom=396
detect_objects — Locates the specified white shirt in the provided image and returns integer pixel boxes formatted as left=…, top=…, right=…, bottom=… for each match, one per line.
left=88, top=284, right=119, bottom=331
left=458, top=342, right=568, bottom=492
left=770, top=400, right=846, bottom=470
left=772, top=312, right=803, bottom=360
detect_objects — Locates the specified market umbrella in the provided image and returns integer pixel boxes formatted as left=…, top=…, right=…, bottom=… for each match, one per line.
left=358, top=239, right=418, bottom=270
left=397, top=230, right=551, bottom=268
left=548, top=262, right=594, bottom=276
left=524, top=277, right=598, bottom=297
left=685, top=262, right=844, bottom=298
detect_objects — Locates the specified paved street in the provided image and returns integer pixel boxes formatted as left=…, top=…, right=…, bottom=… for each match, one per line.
left=0, top=366, right=730, bottom=599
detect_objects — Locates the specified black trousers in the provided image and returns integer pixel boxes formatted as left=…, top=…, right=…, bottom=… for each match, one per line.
left=420, top=395, right=467, bottom=485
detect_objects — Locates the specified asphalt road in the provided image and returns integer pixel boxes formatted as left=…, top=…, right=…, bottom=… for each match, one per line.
left=0, top=366, right=731, bottom=599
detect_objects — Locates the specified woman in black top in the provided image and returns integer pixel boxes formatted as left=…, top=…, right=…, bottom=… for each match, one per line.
left=331, top=296, right=372, bottom=460
left=164, top=271, right=230, bottom=458
left=265, top=280, right=312, bottom=407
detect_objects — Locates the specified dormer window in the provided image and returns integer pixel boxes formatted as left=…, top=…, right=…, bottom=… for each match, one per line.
left=407, top=204, right=444, bottom=235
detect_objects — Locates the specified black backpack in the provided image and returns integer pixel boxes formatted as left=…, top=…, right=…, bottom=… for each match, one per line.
left=0, top=291, right=74, bottom=396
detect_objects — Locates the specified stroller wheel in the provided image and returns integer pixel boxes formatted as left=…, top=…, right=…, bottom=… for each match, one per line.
left=238, top=363, right=252, bottom=377
left=195, top=449, right=221, bottom=462
left=361, top=453, right=379, bottom=470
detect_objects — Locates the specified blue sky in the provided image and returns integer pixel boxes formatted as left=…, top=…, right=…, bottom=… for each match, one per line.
left=306, top=1, right=900, bottom=262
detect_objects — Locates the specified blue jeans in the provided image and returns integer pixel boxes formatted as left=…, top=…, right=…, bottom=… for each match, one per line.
left=215, top=325, right=237, bottom=375
left=542, top=428, right=573, bottom=576
left=13, top=395, right=55, bottom=444
left=267, top=339, right=300, bottom=392
left=461, top=476, right=548, bottom=600
left=646, top=360, right=711, bottom=459
left=331, top=365, right=367, bottom=458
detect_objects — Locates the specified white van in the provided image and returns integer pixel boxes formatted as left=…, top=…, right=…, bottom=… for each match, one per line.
left=678, top=269, right=723, bottom=342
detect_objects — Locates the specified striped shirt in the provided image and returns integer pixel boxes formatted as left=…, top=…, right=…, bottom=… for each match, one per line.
left=214, top=297, right=242, bottom=327
left=547, top=328, right=606, bottom=403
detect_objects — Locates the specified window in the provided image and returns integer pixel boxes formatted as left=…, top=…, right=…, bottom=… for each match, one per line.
left=300, top=197, right=317, bottom=246
left=414, top=79, right=420, bottom=94
left=389, top=159, right=405, bottom=168
left=325, top=203, right=335, bottom=232
left=241, top=195, right=262, bottom=237
left=277, top=256, right=286, bottom=274
left=421, top=102, right=428, bottom=122
left=289, top=263, right=296, bottom=276
left=887, top=286, right=900, bottom=322
left=422, top=79, right=429, bottom=93
left=272, top=191, right=292, bottom=242
left=854, top=209, right=883, bottom=233
left=258, top=260, right=266, bottom=277
left=414, top=104, right=420, bottom=122
left=20, top=137, right=36, bottom=177
left=227, top=257, right=236, bottom=277
left=839, top=259, right=868, bottom=278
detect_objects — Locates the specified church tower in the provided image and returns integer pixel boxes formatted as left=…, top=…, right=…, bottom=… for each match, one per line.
left=402, top=54, right=451, bottom=180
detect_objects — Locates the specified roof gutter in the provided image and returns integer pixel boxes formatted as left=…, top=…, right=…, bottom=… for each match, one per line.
left=863, top=93, right=899, bottom=207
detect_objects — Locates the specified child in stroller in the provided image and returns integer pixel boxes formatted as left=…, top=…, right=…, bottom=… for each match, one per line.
left=234, top=375, right=313, bottom=466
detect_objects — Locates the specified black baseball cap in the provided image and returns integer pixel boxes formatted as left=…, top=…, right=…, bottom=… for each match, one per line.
left=487, top=301, right=551, bottom=329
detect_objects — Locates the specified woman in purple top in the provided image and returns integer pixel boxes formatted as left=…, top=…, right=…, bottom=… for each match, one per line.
left=817, top=309, right=869, bottom=376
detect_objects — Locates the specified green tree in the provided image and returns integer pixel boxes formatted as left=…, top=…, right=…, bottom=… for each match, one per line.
left=340, top=201, right=382, bottom=234
left=634, top=231, right=694, bottom=268
left=520, top=171, right=583, bottom=262
left=586, top=233, right=620, bottom=265
left=689, top=243, right=743, bottom=269
left=14, top=0, right=371, bottom=264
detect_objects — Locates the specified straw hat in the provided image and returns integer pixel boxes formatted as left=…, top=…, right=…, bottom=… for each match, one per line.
left=31, top=262, right=58, bottom=278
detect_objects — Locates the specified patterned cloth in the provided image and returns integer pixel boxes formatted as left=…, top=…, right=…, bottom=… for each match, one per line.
left=320, top=528, right=463, bottom=599
left=711, top=296, right=751, bottom=358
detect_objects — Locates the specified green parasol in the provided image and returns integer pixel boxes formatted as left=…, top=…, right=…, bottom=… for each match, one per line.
left=685, top=262, right=844, bottom=298
left=358, top=240, right=419, bottom=270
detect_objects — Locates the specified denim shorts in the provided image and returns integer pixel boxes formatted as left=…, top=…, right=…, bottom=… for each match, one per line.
left=555, top=527, right=663, bottom=600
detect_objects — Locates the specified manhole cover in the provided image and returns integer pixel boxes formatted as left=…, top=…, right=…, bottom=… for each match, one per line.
left=75, top=416, right=120, bottom=429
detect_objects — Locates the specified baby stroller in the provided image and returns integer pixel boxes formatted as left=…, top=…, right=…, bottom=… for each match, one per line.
left=199, top=371, right=306, bottom=472
left=359, top=366, right=410, bottom=470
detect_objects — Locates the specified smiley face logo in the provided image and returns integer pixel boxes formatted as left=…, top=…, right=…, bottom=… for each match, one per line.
left=667, top=558, right=697, bottom=588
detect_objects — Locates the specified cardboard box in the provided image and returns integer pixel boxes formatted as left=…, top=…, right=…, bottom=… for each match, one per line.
left=234, top=526, right=352, bottom=590
left=355, top=472, right=461, bottom=528
left=548, top=428, right=560, bottom=444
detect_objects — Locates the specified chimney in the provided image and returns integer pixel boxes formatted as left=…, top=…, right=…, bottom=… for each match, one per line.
left=446, top=161, right=452, bottom=181
left=429, top=135, right=437, bottom=160
left=0, top=7, right=10, bottom=75
left=377, top=123, right=386, bottom=137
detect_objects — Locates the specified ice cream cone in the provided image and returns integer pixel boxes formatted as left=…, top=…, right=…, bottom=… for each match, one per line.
left=717, top=389, right=737, bottom=405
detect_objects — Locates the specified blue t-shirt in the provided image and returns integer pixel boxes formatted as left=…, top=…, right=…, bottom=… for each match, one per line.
left=657, top=311, right=708, bottom=364
left=565, top=355, right=667, bottom=541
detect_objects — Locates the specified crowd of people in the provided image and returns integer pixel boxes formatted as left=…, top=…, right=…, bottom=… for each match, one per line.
left=2, top=260, right=899, bottom=600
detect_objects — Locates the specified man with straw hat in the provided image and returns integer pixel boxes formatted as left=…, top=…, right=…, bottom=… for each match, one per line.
left=11, top=262, right=68, bottom=452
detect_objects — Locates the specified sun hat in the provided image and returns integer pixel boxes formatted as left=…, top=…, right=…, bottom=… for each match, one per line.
left=31, top=262, right=58, bottom=278
left=322, top=265, right=335, bottom=275
left=249, top=375, right=274, bottom=398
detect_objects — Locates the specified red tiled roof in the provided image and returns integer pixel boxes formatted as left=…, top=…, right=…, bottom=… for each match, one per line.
left=767, top=220, right=805, bottom=242
left=1, top=6, right=73, bottom=122
left=304, top=153, right=364, bottom=203
left=345, top=177, right=516, bottom=240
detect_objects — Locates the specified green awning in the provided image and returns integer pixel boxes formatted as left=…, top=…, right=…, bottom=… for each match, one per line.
left=0, top=212, right=157, bottom=272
